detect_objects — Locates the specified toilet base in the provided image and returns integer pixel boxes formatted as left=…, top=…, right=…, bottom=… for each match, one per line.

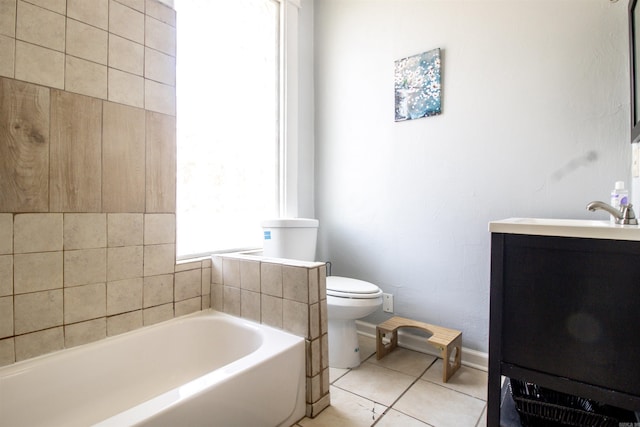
left=328, top=318, right=362, bottom=369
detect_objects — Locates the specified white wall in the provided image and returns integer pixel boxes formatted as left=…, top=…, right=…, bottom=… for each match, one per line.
left=313, top=0, right=630, bottom=353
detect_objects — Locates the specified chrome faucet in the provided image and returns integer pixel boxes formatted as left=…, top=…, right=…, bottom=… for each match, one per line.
left=586, top=201, right=638, bottom=225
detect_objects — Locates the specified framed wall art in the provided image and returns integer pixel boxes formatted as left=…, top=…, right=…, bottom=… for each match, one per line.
left=394, top=48, right=442, bottom=122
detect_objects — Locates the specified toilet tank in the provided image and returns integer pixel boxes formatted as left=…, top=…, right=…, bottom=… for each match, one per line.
left=261, top=218, right=319, bottom=261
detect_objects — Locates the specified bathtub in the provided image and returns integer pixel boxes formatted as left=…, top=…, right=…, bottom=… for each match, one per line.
left=0, top=310, right=306, bottom=427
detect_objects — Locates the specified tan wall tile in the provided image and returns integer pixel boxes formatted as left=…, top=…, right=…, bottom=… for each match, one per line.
left=0, top=0, right=16, bottom=37
left=143, top=273, right=173, bottom=308
left=144, top=213, right=175, bottom=244
left=146, top=0, right=175, bottom=26
left=308, top=338, right=320, bottom=376
left=109, top=34, right=143, bottom=75
left=174, top=260, right=200, bottom=272
left=143, top=302, right=173, bottom=325
left=309, top=268, right=319, bottom=304
left=223, top=286, right=240, bottom=316
left=261, top=262, right=282, bottom=297
left=66, top=18, right=108, bottom=65
left=283, top=265, right=309, bottom=303
left=321, top=333, right=329, bottom=369
left=0, top=35, right=15, bottom=78
left=211, top=283, right=223, bottom=311
left=67, top=0, right=108, bottom=30
left=201, top=293, right=210, bottom=309
left=14, top=213, right=62, bottom=253
left=107, top=213, right=143, bottom=247
left=64, top=282, right=106, bottom=323
left=14, top=251, right=63, bottom=293
left=14, top=289, right=63, bottom=334
left=108, top=68, right=143, bottom=107
left=109, top=0, right=144, bottom=44
left=144, top=78, right=175, bottom=115
left=102, top=102, right=145, bottom=212
left=64, top=213, right=107, bottom=249
left=201, top=267, right=211, bottom=296
left=14, top=326, right=63, bottom=361
left=309, top=302, right=320, bottom=340
left=0, top=78, right=50, bottom=212
left=0, top=296, right=13, bottom=338
left=241, top=289, right=260, bottom=322
left=0, top=255, right=12, bottom=296
left=143, top=243, right=175, bottom=276
left=261, top=293, right=282, bottom=329
left=64, top=318, right=106, bottom=347
left=0, top=338, right=15, bottom=366
left=115, top=0, right=143, bottom=12
left=107, top=277, right=142, bottom=315
left=24, top=0, right=65, bottom=14
left=16, top=1, right=65, bottom=52
left=174, top=268, right=200, bottom=301
left=107, top=245, right=143, bottom=281
left=222, top=258, right=240, bottom=288
left=320, top=300, right=328, bottom=335
left=319, top=264, right=327, bottom=300
left=65, top=56, right=107, bottom=99
left=0, top=214, right=12, bottom=254
left=145, top=47, right=175, bottom=85
left=15, top=40, right=64, bottom=88
left=107, top=309, right=142, bottom=335
left=145, top=111, right=176, bottom=212
left=175, top=296, right=200, bottom=317
left=211, top=256, right=222, bottom=285
left=50, top=91, right=103, bottom=212
left=145, top=15, right=175, bottom=56
left=283, top=299, right=308, bottom=338
left=240, top=260, right=260, bottom=292
left=64, top=248, right=106, bottom=287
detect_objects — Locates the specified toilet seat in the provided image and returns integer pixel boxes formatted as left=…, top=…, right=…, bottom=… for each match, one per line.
left=326, top=276, right=383, bottom=299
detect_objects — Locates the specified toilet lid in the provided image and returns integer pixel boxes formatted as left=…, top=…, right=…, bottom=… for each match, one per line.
left=326, top=276, right=382, bottom=299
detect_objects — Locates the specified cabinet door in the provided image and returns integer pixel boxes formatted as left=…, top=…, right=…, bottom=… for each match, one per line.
left=501, top=235, right=640, bottom=396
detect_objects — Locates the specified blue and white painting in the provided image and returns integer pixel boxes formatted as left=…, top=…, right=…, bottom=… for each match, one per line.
left=394, top=48, right=441, bottom=121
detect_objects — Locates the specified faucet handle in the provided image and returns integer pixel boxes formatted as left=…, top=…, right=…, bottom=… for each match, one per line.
left=620, top=204, right=638, bottom=225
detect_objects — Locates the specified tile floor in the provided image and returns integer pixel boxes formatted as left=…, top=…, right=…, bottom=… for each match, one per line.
left=296, top=335, right=488, bottom=427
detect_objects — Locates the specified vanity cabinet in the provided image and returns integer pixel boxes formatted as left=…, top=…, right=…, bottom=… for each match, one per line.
left=488, top=220, right=640, bottom=426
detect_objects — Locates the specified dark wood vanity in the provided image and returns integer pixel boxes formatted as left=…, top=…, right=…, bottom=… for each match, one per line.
left=488, top=219, right=640, bottom=426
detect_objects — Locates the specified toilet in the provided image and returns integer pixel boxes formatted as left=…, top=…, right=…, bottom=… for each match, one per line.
left=261, top=218, right=383, bottom=369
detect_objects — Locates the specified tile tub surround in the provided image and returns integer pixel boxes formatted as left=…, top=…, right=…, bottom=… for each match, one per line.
left=212, top=254, right=331, bottom=418
left=1, top=0, right=183, bottom=366
left=0, top=213, right=212, bottom=365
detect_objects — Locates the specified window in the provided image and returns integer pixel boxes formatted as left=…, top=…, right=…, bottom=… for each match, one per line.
left=175, top=0, right=281, bottom=258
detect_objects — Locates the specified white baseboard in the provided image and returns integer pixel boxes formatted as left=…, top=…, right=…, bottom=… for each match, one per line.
left=356, top=320, right=488, bottom=372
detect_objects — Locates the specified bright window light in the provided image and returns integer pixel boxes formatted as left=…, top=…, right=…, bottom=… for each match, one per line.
left=175, top=0, right=280, bottom=258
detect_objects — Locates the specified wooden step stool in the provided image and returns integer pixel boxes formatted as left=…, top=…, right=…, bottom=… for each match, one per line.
left=376, top=316, right=462, bottom=383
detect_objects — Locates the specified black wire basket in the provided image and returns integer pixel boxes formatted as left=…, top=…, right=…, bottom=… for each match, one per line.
left=509, top=379, right=634, bottom=427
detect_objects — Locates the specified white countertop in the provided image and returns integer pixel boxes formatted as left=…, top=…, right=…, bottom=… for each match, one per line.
left=489, top=218, right=640, bottom=241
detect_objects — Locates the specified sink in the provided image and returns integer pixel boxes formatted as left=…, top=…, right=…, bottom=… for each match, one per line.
left=489, top=218, right=640, bottom=241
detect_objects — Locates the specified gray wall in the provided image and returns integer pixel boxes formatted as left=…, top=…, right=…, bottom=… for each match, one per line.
left=312, top=0, right=630, bottom=353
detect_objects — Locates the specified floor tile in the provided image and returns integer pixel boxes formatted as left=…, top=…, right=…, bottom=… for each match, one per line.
left=375, top=409, right=431, bottom=426
left=334, top=362, right=416, bottom=406
left=367, top=347, right=436, bottom=377
left=393, top=380, right=485, bottom=427
left=476, top=404, right=487, bottom=427
left=421, top=359, right=488, bottom=400
left=298, top=386, right=387, bottom=427
left=330, top=366, right=350, bottom=383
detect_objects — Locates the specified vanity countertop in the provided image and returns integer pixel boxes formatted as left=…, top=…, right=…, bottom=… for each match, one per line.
left=489, top=218, right=640, bottom=241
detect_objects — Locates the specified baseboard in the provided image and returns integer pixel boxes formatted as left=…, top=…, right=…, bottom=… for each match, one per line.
left=356, top=320, right=488, bottom=372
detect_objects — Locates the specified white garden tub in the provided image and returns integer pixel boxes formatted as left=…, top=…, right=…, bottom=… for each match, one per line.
left=0, top=310, right=306, bottom=427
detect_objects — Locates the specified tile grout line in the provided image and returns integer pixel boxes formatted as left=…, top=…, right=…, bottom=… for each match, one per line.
left=370, top=357, right=438, bottom=426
